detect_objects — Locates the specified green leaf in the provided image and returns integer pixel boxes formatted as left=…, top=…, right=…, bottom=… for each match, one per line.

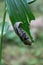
left=27, top=0, right=36, bottom=4
left=6, top=0, right=35, bottom=42
left=5, top=30, right=16, bottom=39
left=0, top=22, right=9, bottom=37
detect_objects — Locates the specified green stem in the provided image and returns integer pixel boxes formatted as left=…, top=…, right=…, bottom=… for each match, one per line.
left=0, top=4, right=6, bottom=65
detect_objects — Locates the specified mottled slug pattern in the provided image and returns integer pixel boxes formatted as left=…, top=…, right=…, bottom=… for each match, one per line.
left=14, top=22, right=31, bottom=46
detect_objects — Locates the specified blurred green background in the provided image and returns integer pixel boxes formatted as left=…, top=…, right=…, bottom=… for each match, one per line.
left=0, top=0, right=43, bottom=65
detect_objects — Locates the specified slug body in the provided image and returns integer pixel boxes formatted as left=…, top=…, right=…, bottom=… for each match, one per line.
left=14, top=22, right=31, bottom=46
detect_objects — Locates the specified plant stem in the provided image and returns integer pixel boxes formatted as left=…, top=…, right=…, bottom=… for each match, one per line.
left=0, top=3, right=6, bottom=65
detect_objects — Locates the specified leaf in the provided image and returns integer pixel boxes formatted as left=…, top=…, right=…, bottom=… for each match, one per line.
left=27, top=0, right=36, bottom=4
left=0, top=22, right=9, bottom=37
left=5, top=30, right=16, bottom=39
left=6, top=0, right=35, bottom=41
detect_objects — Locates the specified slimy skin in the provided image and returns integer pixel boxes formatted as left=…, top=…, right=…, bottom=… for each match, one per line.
left=14, top=22, right=31, bottom=46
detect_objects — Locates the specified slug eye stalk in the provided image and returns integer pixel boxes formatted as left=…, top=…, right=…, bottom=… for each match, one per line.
left=14, top=22, right=32, bottom=46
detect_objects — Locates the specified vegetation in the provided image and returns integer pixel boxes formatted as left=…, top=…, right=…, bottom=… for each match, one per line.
left=0, top=0, right=43, bottom=65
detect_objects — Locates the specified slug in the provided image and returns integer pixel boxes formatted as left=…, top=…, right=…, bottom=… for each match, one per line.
left=14, top=22, right=32, bottom=46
